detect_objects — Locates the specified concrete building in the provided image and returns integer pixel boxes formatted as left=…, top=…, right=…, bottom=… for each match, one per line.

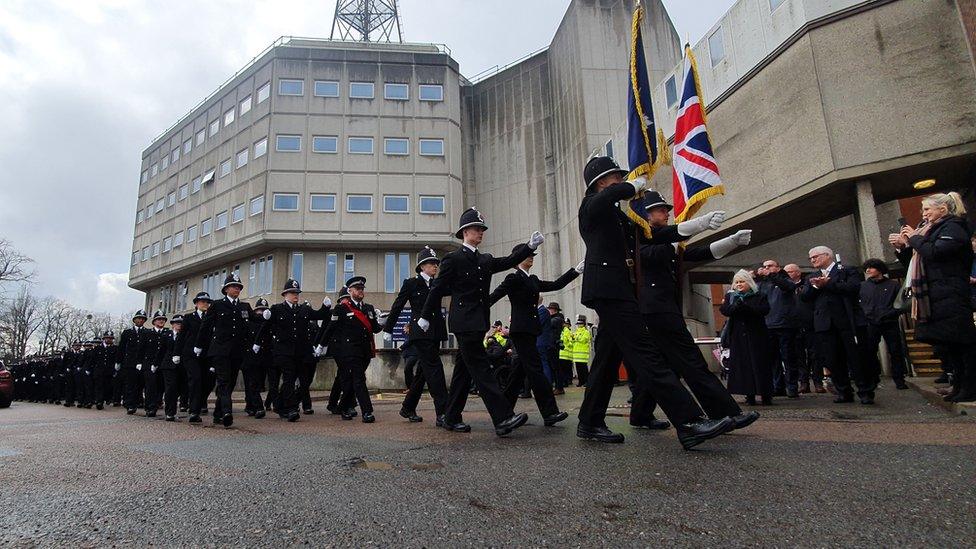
left=129, top=0, right=976, bottom=384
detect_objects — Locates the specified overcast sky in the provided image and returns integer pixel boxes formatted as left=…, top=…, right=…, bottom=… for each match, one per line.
left=0, top=0, right=736, bottom=316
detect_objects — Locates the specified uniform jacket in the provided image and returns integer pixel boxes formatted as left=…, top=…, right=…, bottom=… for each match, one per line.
left=255, top=302, right=330, bottom=358
left=180, top=310, right=206, bottom=359
left=488, top=268, right=579, bottom=336
left=385, top=275, right=447, bottom=342
left=421, top=244, right=535, bottom=334
left=637, top=225, right=707, bottom=315
left=559, top=327, right=574, bottom=361
left=144, top=327, right=173, bottom=369
left=571, top=326, right=591, bottom=363
left=195, top=297, right=255, bottom=358
left=799, top=264, right=862, bottom=333
left=117, top=327, right=150, bottom=369
left=319, top=300, right=383, bottom=359
left=91, top=343, right=118, bottom=373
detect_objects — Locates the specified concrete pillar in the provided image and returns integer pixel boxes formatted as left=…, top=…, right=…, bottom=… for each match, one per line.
left=853, top=180, right=892, bottom=376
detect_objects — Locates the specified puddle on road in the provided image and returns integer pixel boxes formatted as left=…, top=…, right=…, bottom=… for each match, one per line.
left=343, top=457, right=445, bottom=472
left=0, top=448, right=21, bottom=457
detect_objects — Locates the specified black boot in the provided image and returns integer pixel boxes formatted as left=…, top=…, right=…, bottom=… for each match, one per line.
left=676, top=417, right=735, bottom=450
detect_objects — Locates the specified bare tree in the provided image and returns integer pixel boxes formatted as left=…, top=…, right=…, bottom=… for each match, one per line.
left=0, top=239, right=35, bottom=292
left=0, top=285, right=44, bottom=359
left=35, top=297, right=74, bottom=356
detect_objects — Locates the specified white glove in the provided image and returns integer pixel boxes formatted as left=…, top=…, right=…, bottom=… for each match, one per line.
left=417, top=318, right=431, bottom=332
left=136, top=364, right=142, bottom=371
left=262, top=309, right=271, bottom=320
left=678, top=210, right=726, bottom=236
left=574, top=260, right=585, bottom=274
left=252, top=344, right=261, bottom=354
left=628, top=175, right=647, bottom=194
left=383, top=332, right=392, bottom=341
left=322, top=296, right=332, bottom=308
left=172, top=356, right=181, bottom=365
left=193, top=347, right=202, bottom=356
left=208, top=367, right=215, bottom=373
left=314, top=345, right=325, bottom=357
left=709, top=230, right=752, bottom=259
left=150, top=365, right=157, bottom=374
left=730, top=229, right=752, bottom=246
left=528, top=231, right=545, bottom=250
left=114, top=363, right=121, bottom=372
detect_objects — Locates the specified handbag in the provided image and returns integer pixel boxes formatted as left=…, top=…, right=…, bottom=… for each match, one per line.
left=892, top=257, right=914, bottom=313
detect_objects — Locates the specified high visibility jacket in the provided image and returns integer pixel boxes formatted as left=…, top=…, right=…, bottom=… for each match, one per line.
left=572, top=326, right=591, bottom=363
left=559, top=327, right=573, bottom=361
left=484, top=331, right=508, bottom=348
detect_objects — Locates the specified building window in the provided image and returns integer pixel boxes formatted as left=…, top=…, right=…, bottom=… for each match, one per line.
left=223, top=107, right=235, bottom=127
left=136, top=209, right=145, bottom=224
left=708, top=28, right=725, bottom=67
left=209, top=119, right=219, bottom=138
left=195, top=128, right=206, bottom=146
left=384, top=138, right=409, bottom=156
left=383, top=195, right=409, bottom=213
left=201, top=169, right=216, bottom=186
left=232, top=203, right=245, bottom=224
left=171, top=148, right=180, bottom=163
left=343, top=254, right=355, bottom=283
left=187, top=225, right=197, bottom=242
left=140, top=170, right=148, bottom=184
left=278, top=79, right=304, bottom=96
left=142, top=247, right=150, bottom=261
left=150, top=163, right=158, bottom=177
left=257, top=81, right=271, bottom=103
left=177, top=280, right=188, bottom=310
left=161, top=155, right=169, bottom=170
left=419, top=139, right=445, bottom=156
left=419, top=84, right=444, bottom=101
left=163, top=236, right=172, bottom=253
left=152, top=241, right=160, bottom=257
left=347, top=195, right=373, bottom=213
left=769, top=0, right=787, bottom=10
left=201, top=218, right=212, bottom=236
left=155, top=199, right=164, bottom=213
left=348, top=137, right=374, bottom=155
left=312, top=136, right=338, bottom=153
left=310, top=194, right=336, bottom=212
left=253, top=255, right=273, bottom=295
left=191, top=175, right=203, bottom=194
left=236, top=148, right=248, bottom=169
left=215, top=211, right=228, bottom=230
left=349, top=82, right=375, bottom=99
left=167, top=191, right=176, bottom=207
left=219, top=159, right=232, bottom=178
left=174, top=231, right=184, bottom=247
left=273, top=193, right=299, bottom=211
left=146, top=205, right=153, bottom=220
left=183, top=139, right=192, bottom=155
left=384, top=252, right=412, bottom=293
left=384, top=83, right=409, bottom=100
left=665, top=75, right=678, bottom=108
left=318, top=253, right=335, bottom=293
left=276, top=135, right=301, bottom=152
left=291, top=252, right=304, bottom=285
left=239, top=95, right=252, bottom=116
left=250, top=195, right=264, bottom=216
left=254, top=137, right=268, bottom=158
left=179, top=184, right=188, bottom=201
left=419, top=195, right=445, bottom=214
left=132, top=251, right=139, bottom=266
left=314, top=80, right=339, bottom=97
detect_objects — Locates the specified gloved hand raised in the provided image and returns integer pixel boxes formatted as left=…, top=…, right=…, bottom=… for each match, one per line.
left=628, top=175, right=647, bottom=194
left=574, top=260, right=585, bottom=274
left=678, top=211, right=726, bottom=237
left=528, top=231, right=545, bottom=250
left=323, top=296, right=332, bottom=308
left=709, top=229, right=753, bottom=259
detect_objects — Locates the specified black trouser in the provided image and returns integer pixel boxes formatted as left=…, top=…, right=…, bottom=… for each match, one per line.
left=201, top=362, right=217, bottom=412
left=275, top=354, right=303, bottom=416
left=575, top=361, right=589, bottom=386
left=795, top=329, right=823, bottom=386
left=143, top=367, right=161, bottom=412
left=123, top=368, right=142, bottom=409
left=403, top=353, right=419, bottom=389
left=63, top=368, right=76, bottom=404
left=328, top=369, right=345, bottom=410
left=337, top=355, right=373, bottom=414
left=212, top=353, right=242, bottom=418
left=299, top=359, right=317, bottom=411
left=817, top=324, right=872, bottom=398
left=161, top=368, right=180, bottom=417
left=865, top=322, right=908, bottom=382
left=580, top=299, right=702, bottom=428
left=504, top=333, right=560, bottom=417
left=242, top=352, right=268, bottom=413
left=78, top=369, right=95, bottom=405
left=401, top=340, right=449, bottom=417
left=183, top=356, right=204, bottom=415
left=265, top=361, right=281, bottom=410
left=445, top=332, right=515, bottom=425
left=636, top=312, right=741, bottom=422
left=769, top=328, right=799, bottom=394
left=93, top=369, right=111, bottom=405
left=176, top=366, right=188, bottom=410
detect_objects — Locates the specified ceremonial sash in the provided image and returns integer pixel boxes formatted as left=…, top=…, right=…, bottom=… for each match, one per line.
left=346, top=303, right=377, bottom=358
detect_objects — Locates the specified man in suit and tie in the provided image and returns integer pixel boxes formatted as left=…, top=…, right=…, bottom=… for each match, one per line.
left=488, top=246, right=582, bottom=425
left=385, top=246, right=450, bottom=425
left=194, top=273, right=254, bottom=428
left=418, top=207, right=544, bottom=436
left=799, top=245, right=875, bottom=404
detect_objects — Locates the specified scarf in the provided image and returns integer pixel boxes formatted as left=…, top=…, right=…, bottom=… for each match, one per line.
left=908, top=223, right=935, bottom=323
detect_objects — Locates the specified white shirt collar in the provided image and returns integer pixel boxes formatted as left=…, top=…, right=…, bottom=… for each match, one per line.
left=518, top=267, right=531, bottom=277
left=462, top=242, right=477, bottom=253
left=420, top=272, right=433, bottom=283
left=822, top=262, right=836, bottom=276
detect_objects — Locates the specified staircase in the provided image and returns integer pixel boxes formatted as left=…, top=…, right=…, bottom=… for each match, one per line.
left=904, top=328, right=943, bottom=376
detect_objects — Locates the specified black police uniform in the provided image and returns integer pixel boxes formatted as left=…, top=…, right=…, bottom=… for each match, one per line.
left=244, top=302, right=272, bottom=416
left=143, top=323, right=170, bottom=416
left=195, top=286, right=254, bottom=425
left=158, top=322, right=182, bottom=419
left=181, top=306, right=209, bottom=417
left=319, top=283, right=382, bottom=419
left=117, top=322, right=149, bottom=413
left=92, top=338, right=117, bottom=408
left=488, top=258, right=579, bottom=419
left=298, top=315, right=321, bottom=413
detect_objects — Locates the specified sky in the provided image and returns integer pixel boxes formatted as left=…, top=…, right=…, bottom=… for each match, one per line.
left=0, top=0, right=736, bottom=316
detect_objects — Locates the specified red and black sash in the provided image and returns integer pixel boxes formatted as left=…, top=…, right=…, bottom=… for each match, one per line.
left=345, top=302, right=376, bottom=358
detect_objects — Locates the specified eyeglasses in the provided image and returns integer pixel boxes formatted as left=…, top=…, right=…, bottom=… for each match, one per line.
left=808, top=253, right=826, bottom=260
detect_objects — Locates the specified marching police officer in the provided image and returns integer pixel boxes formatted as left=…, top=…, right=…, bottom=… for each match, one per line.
left=320, top=286, right=350, bottom=415
left=142, top=310, right=170, bottom=418
left=91, top=331, right=117, bottom=410
left=117, top=311, right=150, bottom=414
left=244, top=298, right=272, bottom=418
left=159, top=315, right=184, bottom=421
left=384, top=246, right=450, bottom=425
left=318, top=276, right=382, bottom=423
left=62, top=341, right=82, bottom=407
left=418, top=207, right=543, bottom=436
left=576, top=156, right=735, bottom=449
left=182, top=291, right=211, bottom=423
left=76, top=340, right=97, bottom=408
left=488, top=245, right=582, bottom=426
left=194, top=273, right=254, bottom=428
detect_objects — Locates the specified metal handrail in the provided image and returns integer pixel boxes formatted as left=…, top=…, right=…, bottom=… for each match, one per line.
left=465, top=46, right=549, bottom=84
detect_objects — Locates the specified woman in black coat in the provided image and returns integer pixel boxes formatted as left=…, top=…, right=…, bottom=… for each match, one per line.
left=720, top=270, right=774, bottom=405
left=890, top=192, right=976, bottom=402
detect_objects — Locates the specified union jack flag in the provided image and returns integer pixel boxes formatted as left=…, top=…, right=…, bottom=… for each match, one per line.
left=671, top=45, right=724, bottom=223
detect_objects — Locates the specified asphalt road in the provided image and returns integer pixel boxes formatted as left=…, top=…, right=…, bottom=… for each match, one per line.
left=1, top=384, right=974, bottom=547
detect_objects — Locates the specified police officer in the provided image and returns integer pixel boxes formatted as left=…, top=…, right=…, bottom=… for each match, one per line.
left=320, top=286, right=349, bottom=415
left=142, top=310, right=170, bottom=418
left=62, top=341, right=82, bottom=407
left=244, top=298, right=272, bottom=418
left=318, top=276, right=382, bottom=423
left=92, top=331, right=117, bottom=410
left=384, top=246, right=451, bottom=425
left=76, top=340, right=97, bottom=408
left=576, top=156, right=735, bottom=449
left=633, top=191, right=759, bottom=432
left=194, top=274, right=254, bottom=428
left=418, top=207, right=543, bottom=436
left=117, top=310, right=150, bottom=414
left=159, top=315, right=184, bottom=421
left=488, top=245, right=582, bottom=426
left=182, top=291, right=211, bottom=423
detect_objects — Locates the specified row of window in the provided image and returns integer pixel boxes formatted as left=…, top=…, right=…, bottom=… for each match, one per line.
left=142, top=81, right=273, bottom=185
left=287, top=251, right=413, bottom=295
left=270, top=193, right=445, bottom=214
left=278, top=79, right=444, bottom=102
left=274, top=135, right=445, bottom=156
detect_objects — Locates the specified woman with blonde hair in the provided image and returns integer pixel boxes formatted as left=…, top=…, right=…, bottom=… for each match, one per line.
left=720, top=270, right=774, bottom=405
left=890, top=191, right=976, bottom=402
